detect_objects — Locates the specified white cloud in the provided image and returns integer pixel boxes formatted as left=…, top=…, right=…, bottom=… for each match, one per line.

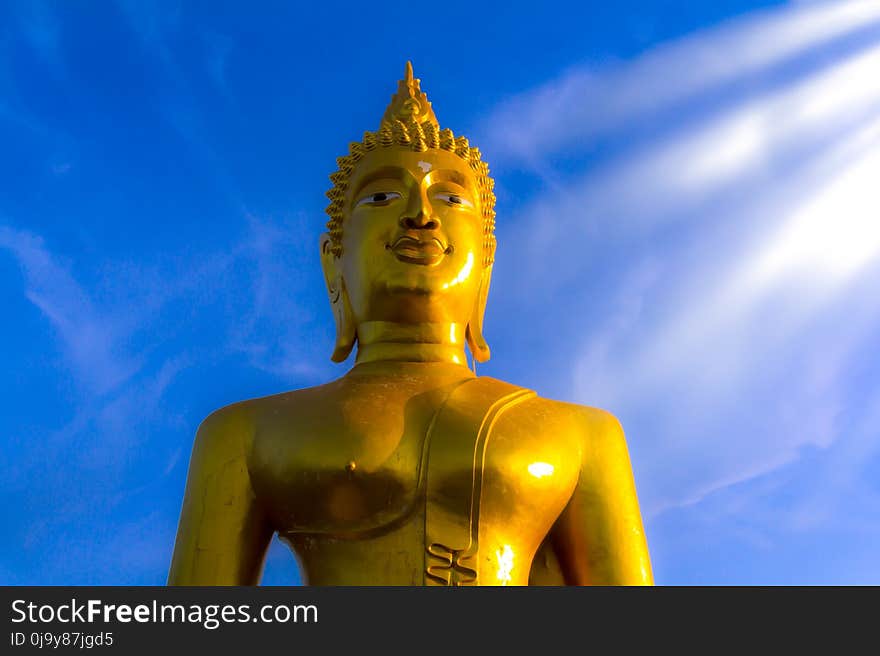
left=481, top=2, right=880, bottom=515
left=480, top=0, right=880, bottom=164
left=500, top=42, right=880, bottom=266
left=740, top=121, right=880, bottom=286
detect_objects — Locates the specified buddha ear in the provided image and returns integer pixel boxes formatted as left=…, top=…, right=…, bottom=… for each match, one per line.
left=466, top=263, right=492, bottom=363
left=320, top=234, right=356, bottom=362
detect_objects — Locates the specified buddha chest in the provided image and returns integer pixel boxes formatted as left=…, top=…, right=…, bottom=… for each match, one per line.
left=248, top=376, right=582, bottom=583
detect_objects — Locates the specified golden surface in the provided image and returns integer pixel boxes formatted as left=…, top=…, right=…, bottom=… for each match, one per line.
left=168, top=63, right=653, bottom=586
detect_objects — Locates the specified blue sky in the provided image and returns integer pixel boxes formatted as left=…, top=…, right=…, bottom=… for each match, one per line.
left=2, top=0, right=879, bottom=585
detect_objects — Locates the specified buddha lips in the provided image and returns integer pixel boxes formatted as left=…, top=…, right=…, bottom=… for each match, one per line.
left=389, top=235, right=448, bottom=265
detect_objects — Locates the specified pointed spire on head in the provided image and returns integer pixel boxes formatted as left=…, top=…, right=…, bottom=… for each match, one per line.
left=381, top=61, right=439, bottom=130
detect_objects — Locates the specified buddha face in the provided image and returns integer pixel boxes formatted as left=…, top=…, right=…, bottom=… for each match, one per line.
left=327, top=147, right=488, bottom=326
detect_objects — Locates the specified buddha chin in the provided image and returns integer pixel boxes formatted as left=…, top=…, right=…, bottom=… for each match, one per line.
left=366, top=289, right=449, bottom=325
left=355, top=257, right=479, bottom=325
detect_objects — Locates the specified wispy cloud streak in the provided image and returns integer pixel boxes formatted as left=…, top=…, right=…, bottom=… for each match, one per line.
left=482, top=0, right=880, bottom=165
left=1, top=214, right=325, bottom=582
left=0, top=227, right=140, bottom=394
left=480, top=1, right=880, bottom=517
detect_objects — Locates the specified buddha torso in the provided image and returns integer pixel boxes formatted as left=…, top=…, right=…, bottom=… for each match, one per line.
left=244, top=361, right=583, bottom=585
left=168, top=65, right=653, bottom=587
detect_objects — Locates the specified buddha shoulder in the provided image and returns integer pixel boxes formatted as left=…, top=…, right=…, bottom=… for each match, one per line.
left=188, top=398, right=259, bottom=466
left=189, top=383, right=337, bottom=460
left=192, top=385, right=628, bottom=454
left=492, top=394, right=628, bottom=456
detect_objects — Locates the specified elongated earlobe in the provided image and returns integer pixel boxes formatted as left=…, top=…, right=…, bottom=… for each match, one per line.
left=320, top=235, right=356, bottom=362
left=329, top=282, right=356, bottom=363
left=466, top=265, right=492, bottom=363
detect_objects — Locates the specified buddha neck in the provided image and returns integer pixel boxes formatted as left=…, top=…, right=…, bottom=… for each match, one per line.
left=355, top=321, right=469, bottom=366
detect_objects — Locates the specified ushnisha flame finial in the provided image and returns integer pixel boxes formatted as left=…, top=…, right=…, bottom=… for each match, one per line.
left=325, top=62, right=496, bottom=267
left=381, top=61, right=439, bottom=130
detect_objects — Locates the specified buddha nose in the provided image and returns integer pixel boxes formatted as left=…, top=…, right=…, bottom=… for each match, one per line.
left=400, top=211, right=439, bottom=230
left=400, top=194, right=440, bottom=230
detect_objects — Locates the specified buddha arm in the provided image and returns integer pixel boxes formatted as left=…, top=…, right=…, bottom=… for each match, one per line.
left=168, top=406, right=273, bottom=585
left=534, top=410, right=653, bottom=586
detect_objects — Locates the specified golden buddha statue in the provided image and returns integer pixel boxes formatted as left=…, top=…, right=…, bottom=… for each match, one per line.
left=168, top=63, right=653, bottom=586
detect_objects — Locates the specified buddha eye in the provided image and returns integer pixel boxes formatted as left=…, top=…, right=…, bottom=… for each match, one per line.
left=433, top=192, right=474, bottom=208
left=355, top=191, right=402, bottom=207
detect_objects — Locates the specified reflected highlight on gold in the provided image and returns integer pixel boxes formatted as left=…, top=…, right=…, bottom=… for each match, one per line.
left=442, top=252, right=475, bottom=290
left=495, top=545, right=514, bottom=585
left=527, top=462, right=555, bottom=479
left=168, top=62, right=653, bottom=587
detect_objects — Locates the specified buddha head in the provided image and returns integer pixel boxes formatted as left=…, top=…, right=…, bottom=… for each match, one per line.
left=321, top=62, right=496, bottom=364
